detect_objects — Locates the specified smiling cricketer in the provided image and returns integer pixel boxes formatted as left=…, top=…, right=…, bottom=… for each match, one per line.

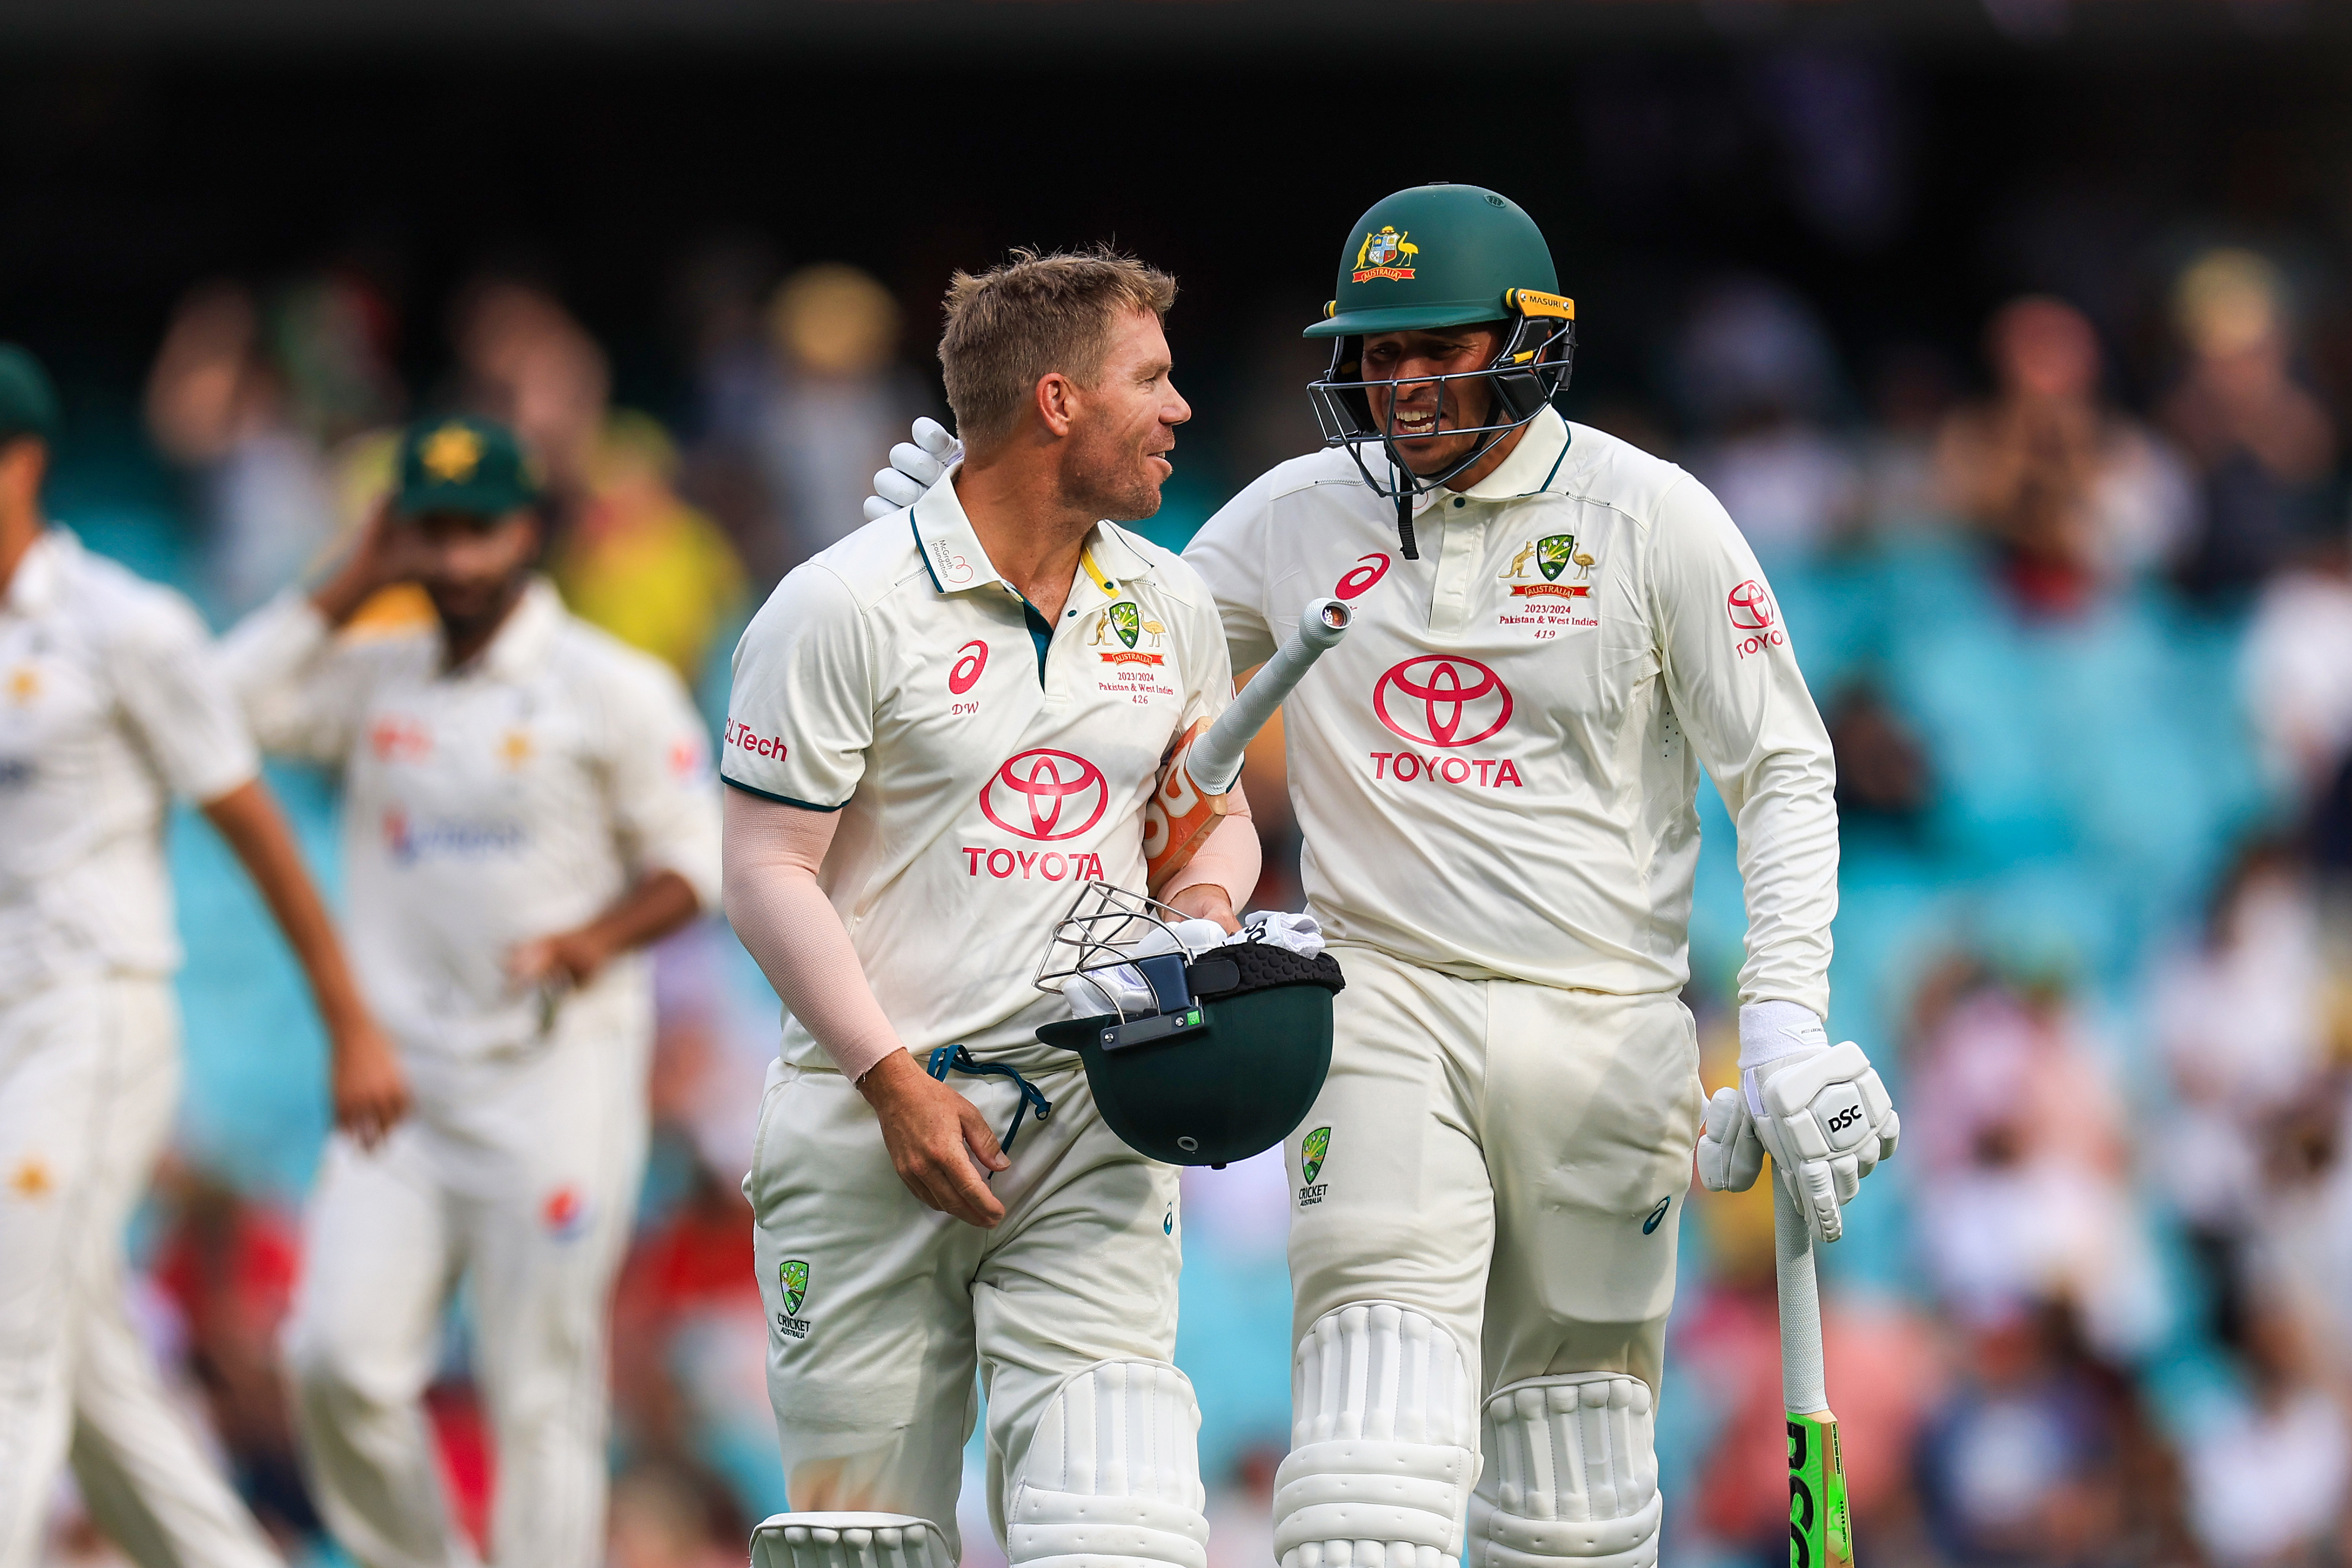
left=875, top=185, right=1902, bottom=1568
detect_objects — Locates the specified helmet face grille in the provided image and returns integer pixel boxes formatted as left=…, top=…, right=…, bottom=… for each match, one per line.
left=1307, top=316, right=1575, bottom=505
left=1034, top=880, right=1196, bottom=1020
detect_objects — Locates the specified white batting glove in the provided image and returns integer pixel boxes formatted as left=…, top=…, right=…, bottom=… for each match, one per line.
left=1739, top=1002, right=1899, bottom=1245
left=862, top=417, right=965, bottom=520
left=1695, top=1086, right=1764, bottom=1193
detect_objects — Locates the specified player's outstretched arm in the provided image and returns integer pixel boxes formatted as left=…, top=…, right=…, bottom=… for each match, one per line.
left=200, top=778, right=410, bottom=1147
left=722, top=788, right=1010, bottom=1228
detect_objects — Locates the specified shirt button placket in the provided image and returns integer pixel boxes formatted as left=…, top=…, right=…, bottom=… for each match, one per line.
left=1430, top=501, right=1481, bottom=635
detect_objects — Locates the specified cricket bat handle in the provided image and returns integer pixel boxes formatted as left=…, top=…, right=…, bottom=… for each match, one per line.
left=1141, top=598, right=1352, bottom=893
left=1187, top=598, right=1352, bottom=797
left=1775, top=1170, right=1853, bottom=1568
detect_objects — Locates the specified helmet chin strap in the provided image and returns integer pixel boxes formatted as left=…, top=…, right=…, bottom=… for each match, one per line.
left=1379, top=421, right=1512, bottom=562
left=1394, top=486, right=1419, bottom=561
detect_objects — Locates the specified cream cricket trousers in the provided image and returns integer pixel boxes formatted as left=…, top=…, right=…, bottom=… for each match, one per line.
left=748, top=1052, right=1208, bottom=1566
left=0, top=977, right=284, bottom=1568
left=283, top=1024, right=648, bottom=1568
left=1277, top=944, right=1704, bottom=1568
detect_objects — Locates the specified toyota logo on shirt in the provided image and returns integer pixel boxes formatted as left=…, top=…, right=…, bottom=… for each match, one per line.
left=1727, top=580, right=1777, bottom=631
left=1372, top=657, right=1514, bottom=748
left=980, top=749, right=1110, bottom=841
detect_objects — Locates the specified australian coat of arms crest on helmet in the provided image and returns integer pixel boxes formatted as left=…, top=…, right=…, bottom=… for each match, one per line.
left=1353, top=227, right=1419, bottom=283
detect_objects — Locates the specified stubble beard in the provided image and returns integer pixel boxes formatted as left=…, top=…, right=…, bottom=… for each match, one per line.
left=1067, top=433, right=1167, bottom=523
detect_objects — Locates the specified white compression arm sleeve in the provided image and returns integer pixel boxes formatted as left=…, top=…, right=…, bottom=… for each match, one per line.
left=722, top=787, right=904, bottom=1083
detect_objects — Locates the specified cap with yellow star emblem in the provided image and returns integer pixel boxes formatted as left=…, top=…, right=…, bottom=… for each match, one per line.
left=393, top=415, right=540, bottom=519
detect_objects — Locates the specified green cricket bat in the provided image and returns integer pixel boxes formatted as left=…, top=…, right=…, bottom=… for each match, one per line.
left=1774, top=1171, right=1853, bottom=1568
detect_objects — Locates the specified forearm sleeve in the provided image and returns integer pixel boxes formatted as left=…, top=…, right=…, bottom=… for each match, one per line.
left=721, top=788, right=901, bottom=1082
left=1160, top=785, right=1262, bottom=911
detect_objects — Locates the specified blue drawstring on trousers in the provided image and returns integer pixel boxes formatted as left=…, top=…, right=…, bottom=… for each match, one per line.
left=926, top=1045, right=1053, bottom=1160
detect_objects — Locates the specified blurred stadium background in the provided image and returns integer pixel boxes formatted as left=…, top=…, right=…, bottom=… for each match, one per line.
left=7, top=3, right=2352, bottom=1563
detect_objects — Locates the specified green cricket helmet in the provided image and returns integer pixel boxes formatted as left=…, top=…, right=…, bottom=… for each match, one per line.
left=1033, top=883, right=1339, bottom=1168
left=1305, top=184, right=1575, bottom=558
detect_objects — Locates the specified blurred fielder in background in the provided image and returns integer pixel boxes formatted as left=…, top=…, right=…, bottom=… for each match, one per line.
left=218, top=415, right=721, bottom=1568
left=0, top=342, right=407, bottom=1568
left=878, top=184, right=1902, bottom=1568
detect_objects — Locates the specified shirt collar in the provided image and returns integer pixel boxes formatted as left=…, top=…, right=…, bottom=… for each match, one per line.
left=1456, top=407, right=1573, bottom=501
left=906, top=461, right=1156, bottom=600
left=457, top=576, right=565, bottom=680
left=4, top=528, right=67, bottom=617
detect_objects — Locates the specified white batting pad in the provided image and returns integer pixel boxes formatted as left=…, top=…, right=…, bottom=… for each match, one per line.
left=751, top=1513, right=956, bottom=1568
left=1467, top=1375, right=1661, bottom=1568
left=1007, top=1359, right=1211, bottom=1568
left=1274, top=1303, right=1481, bottom=1568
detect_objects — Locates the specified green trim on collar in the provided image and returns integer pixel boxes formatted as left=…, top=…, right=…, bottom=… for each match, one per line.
left=907, top=510, right=946, bottom=592
left=1019, top=596, right=1054, bottom=684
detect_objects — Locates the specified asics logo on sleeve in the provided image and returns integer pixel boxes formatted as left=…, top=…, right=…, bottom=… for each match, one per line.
left=1372, top=657, right=1513, bottom=748
left=978, top=749, right=1109, bottom=842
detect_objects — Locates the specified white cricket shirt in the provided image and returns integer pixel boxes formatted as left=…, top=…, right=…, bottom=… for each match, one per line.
left=723, top=464, right=1234, bottom=1067
left=0, top=529, right=261, bottom=1004
left=219, top=578, right=722, bottom=1059
left=1184, top=408, right=1839, bottom=1017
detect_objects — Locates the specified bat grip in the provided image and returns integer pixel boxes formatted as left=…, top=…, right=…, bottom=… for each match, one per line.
left=1187, top=598, right=1351, bottom=796
left=1773, top=1168, right=1830, bottom=1416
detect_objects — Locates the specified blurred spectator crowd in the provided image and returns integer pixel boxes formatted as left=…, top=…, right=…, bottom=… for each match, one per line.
left=32, top=232, right=2352, bottom=1568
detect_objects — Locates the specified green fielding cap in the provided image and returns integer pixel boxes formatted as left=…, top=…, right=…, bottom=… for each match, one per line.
left=1306, top=183, right=1560, bottom=339
left=392, top=415, right=539, bottom=518
left=0, top=345, right=62, bottom=446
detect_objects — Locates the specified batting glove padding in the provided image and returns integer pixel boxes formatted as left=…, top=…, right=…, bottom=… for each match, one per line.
left=864, top=417, right=964, bottom=519
left=1748, top=1041, right=1899, bottom=1245
left=1695, top=1087, right=1764, bottom=1194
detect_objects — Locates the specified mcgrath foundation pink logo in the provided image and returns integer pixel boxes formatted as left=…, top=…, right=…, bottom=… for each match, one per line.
left=1372, top=657, right=1513, bottom=748
left=980, top=749, right=1109, bottom=841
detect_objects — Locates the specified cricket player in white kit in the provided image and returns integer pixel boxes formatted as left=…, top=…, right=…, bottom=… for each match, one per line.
left=876, top=187, right=1900, bottom=1568
left=218, top=415, right=721, bottom=1568
left=0, top=343, right=410, bottom=1568
left=721, top=253, right=1262, bottom=1568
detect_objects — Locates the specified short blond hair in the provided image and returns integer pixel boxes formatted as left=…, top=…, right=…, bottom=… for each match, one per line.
left=938, top=247, right=1178, bottom=452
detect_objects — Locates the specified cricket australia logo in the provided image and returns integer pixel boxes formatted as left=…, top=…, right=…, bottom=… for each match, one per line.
left=1501, top=534, right=1594, bottom=600
left=775, top=1259, right=812, bottom=1341
left=1353, top=227, right=1419, bottom=283
left=1298, top=1127, right=1330, bottom=1207
left=1091, top=601, right=1164, bottom=666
